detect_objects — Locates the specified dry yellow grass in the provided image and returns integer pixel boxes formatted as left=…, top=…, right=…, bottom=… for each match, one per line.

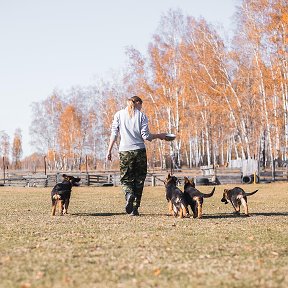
left=0, top=182, right=288, bottom=288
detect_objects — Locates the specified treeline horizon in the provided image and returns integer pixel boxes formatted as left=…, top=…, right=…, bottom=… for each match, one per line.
left=1, top=0, right=287, bottom=172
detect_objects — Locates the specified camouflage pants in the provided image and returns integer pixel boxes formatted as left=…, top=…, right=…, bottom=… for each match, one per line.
left=119, top=148, right=147, bottom=208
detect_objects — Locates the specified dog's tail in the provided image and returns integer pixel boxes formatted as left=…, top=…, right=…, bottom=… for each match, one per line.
left=245, top=189, right=258, bottom=197
left=202, top=187, right=216, bottom=198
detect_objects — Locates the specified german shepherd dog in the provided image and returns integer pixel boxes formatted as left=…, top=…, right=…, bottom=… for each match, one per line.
left=183, top=177, right=215, bottom=218
left=51, top=174, right=81, bottom=216
left=221, top=187, right=258, bottom=216
left=164, top=174, right=189, bottom=218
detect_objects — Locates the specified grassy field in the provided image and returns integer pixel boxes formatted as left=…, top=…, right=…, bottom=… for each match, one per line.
left=0, top=182, right=287, bottom=288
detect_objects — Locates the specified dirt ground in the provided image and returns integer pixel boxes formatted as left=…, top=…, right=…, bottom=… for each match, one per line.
left=0, top=182, right=287, bottom=288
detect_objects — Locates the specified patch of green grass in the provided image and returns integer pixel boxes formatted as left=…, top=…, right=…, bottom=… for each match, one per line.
left=0, top=183, right=288, bottom=288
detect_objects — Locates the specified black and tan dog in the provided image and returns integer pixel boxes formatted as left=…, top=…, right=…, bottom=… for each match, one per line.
left=221, top=187, right=258, bottom=216
left=164, top=174, right=189, bottom=218
left=183, top=177, right=215, bottom=218
left=51, top=174, right=81, bottom=216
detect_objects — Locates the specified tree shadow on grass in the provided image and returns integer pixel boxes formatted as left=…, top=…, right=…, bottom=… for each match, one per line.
left=144, top=211, right=251, bottom=218
left=143, top=213, right=173, bottom=217
left=71, top=211, right=288, bottom=218
left=72, top=211, right=174, bottom=217
left=71, top=212, right=126, bottom=217
left=201, top=214, right=251, bottom=219
left=249, top=212, right=288, bottom=217
left=201, top=212, right=288, bottom=219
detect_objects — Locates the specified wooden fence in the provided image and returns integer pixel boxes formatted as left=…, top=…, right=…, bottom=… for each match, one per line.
left=85, top=174, right=114, bottom=186
left=0, top=172, right=166, bottom=188
left=0, top=167, right=287, bottom=188
left=0, top=173, right=113, bottom=187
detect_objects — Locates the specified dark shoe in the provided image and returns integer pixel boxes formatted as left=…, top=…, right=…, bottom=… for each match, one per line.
left=125, top=194, right=135, bottom=214
left=130, top=207, right=139, bottom=216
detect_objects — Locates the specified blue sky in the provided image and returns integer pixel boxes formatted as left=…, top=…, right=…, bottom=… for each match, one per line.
left=0, top=0, right=238, bottom=157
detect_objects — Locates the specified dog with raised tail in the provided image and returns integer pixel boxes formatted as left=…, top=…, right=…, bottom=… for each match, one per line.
left=183, top=177, right=215, bottom=218
left=51, top=174, right=80, bottom=216
left=221, top=187, right=258, bottom=216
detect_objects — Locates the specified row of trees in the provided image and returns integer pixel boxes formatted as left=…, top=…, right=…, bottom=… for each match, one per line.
left=2, top=0, right=288, bottom=172
left=0, top=129, right=23, bottom=169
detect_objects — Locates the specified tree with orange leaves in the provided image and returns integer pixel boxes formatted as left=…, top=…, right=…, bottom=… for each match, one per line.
left=234, top=0, right=288, bottom=167
left=58, top=104, right=83, bottom=170
left=12, top=128, right=22, bottom=169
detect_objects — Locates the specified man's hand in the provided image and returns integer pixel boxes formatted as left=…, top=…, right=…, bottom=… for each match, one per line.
left=158, top=133, right=168, bottom=140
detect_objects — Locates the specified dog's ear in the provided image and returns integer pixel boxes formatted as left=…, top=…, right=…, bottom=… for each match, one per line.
left=165, top=174, right=169, bottom=183
left=72, top=177, right=81, bottom=186
left=62, top=174, right=70, bottom=181
left=184, top=177, right=189, bottom=183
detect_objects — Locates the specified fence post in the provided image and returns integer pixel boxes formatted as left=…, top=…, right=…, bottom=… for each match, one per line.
left=87, top=174, right=90, bottom=186
left=272, top=159, right=276, bottom=181
left=85, top=155, right=88, bottom=174
left=44, top=156, right=47, bottom=175
left=152, top=175, right=156, bottom=187
left=113, top=173, right=117, bottom=187
left=3, top=157, right=5, bottom=185
left=45, top=175, right=48, bottom=187
left=56, top=172, right=61, bottom=184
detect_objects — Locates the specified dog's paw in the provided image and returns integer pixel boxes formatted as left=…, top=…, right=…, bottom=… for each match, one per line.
left=233, top=211, right=240, bottom=216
